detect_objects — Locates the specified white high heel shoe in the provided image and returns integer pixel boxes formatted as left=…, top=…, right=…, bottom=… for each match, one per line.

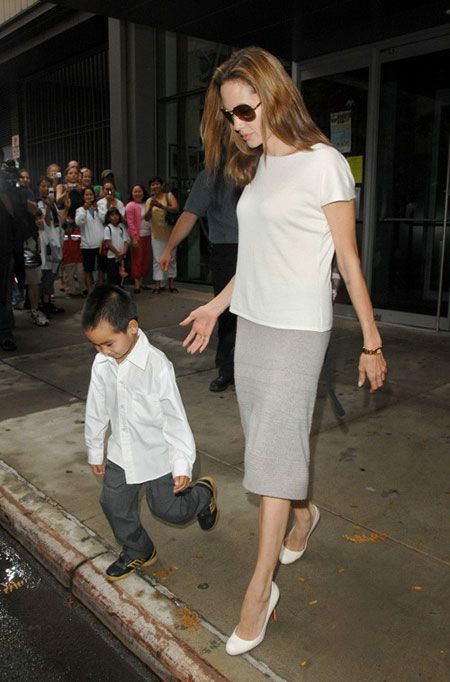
left=279, top=504, right=320, bottom=565
left=225, top=582, right=280, bottom=656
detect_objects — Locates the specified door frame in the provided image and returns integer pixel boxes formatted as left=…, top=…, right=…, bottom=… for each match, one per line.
left=294, top=25, right=450, bottom=330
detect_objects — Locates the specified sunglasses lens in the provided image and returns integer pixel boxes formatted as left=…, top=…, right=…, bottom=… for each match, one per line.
left=234, top=105, right=256, bottom=121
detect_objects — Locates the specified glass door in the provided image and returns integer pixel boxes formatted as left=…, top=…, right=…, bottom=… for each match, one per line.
left=302, top=68, right=369, bottom=305
left=372, top=49, right=450, bottom=329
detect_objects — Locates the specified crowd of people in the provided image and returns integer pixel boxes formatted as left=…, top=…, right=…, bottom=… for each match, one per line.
left=1, top=161, right=180, bottom=345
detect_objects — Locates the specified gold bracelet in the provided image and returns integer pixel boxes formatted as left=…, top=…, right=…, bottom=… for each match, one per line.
left=361, top=346, right=383, bottom=355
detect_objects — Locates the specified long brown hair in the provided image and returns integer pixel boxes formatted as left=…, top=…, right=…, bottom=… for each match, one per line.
left=201, top=46, right=329, bottom=187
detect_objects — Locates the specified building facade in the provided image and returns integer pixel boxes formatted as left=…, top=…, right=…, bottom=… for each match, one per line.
left=1, top=1, right=449, bottom=329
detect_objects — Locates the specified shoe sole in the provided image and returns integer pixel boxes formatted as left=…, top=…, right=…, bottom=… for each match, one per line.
left=196, top=476, right=219, bottom=531
left=105, top=551, right=158, bottom=582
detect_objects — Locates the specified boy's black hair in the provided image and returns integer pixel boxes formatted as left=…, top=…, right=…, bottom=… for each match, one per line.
left=104, top=206, right=122, bottom=226
left=82, top=284, right=138, bottom=332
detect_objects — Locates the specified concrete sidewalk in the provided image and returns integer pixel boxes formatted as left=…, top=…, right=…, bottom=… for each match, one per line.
left=0, top=286, right=449, bottom=681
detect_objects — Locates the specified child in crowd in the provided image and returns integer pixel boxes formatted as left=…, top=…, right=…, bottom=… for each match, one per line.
left=103, top=207, right=130, bottom=286
left=75, top=186, right=107, bottom=293
left=83, top=285, right=218, bottom=581
left=62, top=218, right=85, bottom=297
left=36, top=176, right=65, bottom=316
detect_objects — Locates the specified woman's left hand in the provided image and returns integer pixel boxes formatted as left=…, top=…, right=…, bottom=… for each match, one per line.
left=358, top=352, right=387, bottom=393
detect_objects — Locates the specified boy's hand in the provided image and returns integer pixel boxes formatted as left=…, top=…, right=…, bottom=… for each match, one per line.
left=173, top=476, right=190, bottom=494
left=91, top=464, right=105, bottom=476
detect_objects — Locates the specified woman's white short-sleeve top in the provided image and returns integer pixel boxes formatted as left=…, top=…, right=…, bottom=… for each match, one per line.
left=230, top=143, right=355, bottom=331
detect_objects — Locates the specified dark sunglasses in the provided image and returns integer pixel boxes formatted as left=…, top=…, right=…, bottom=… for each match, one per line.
left=221, top=101, right=261, bottom=124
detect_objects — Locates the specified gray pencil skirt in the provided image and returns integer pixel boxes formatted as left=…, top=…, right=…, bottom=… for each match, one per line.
left=235, top=316, right=330, bottom=500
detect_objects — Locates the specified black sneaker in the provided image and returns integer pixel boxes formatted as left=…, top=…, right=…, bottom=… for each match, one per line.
left=196, top=477, right=219, bottom=531
left=105, top=548, right=157, bottom=582
left=209, top=375, right=234, bottom=392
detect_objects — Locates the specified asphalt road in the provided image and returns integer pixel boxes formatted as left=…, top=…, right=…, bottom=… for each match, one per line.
left=0, top=526, right=160, bottom=681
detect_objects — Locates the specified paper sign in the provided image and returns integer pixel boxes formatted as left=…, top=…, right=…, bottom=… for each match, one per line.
left=347, top=155, right=363, bottom=184
left=11, top=134, right=20, bottom=160
left=330, top=111, right=351, bottom=153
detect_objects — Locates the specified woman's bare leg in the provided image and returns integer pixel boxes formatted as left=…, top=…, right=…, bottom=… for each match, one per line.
left=283, top=500, right=315, bottom=551
left=235, top=496, right=290, bottom=640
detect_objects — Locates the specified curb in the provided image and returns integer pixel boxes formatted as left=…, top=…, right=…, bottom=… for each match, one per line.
left=0, top=461, right=282, bottom=682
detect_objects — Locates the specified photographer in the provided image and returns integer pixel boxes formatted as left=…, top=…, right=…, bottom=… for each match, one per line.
left=97, top=180, right=125, bottom=223
left=37, top=176, right=66, bottom=317
left=0, top=155, right=43, bottom=345
left=94, top=169, right=121, bottom=199
left=47, top=163, right=62, bottom=194
left=56, top=165, right=83, bottom=219
left=0, top=168, right=16, bottom=350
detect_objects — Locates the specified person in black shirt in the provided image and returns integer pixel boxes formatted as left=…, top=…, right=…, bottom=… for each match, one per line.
left=160, top=169, right=240, bottom=392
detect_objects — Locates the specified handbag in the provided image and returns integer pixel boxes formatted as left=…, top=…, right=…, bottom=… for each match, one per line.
left=165, top=192, right=179, bottom=227
left=23, top=246, right=42, bottom=269
left=165, top=209, right=179, bottom=227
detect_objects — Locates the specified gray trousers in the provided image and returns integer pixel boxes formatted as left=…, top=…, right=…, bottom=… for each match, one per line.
left=100, top=460, right=210, bottom=560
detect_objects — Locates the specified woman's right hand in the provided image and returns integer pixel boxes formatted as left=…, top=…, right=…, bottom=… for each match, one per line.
left=180, top=304, right=218, bottom=354
left=131, top=235, right=140, bottom=248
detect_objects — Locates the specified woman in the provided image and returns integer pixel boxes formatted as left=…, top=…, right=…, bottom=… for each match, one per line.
left=144, top=177, right=179, bottom=292
left=56, top=165, right=83, bottom=292
left=181, top=47, right=387, bottom=655
left=36, top=176, right=65, bottom=316
left=46, top=163, right=62, bottom=197
left=75, top=186, right=106, bottom=293
left=97, top=179, right=125, bottom=224
left=56, top=165, right=83, bottom=215
left=80, top=167, right=93, bottom=189
left=18, top=169, right=35, bottom=201
left=125, top=184, right=151, bottom=293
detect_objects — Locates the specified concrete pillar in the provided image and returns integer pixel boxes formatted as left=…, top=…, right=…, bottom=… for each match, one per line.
left=108, top=18, right=157, bottom=197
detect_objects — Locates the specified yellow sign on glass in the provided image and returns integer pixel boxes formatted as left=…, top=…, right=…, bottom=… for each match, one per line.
left=347, top=155, right=363, bottom=184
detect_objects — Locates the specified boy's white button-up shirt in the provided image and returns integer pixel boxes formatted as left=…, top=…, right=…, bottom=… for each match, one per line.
left=85, top=330, right=195, bottom=484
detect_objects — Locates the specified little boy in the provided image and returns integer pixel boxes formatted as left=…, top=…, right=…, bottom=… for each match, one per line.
left=83, top=284, right=218, bottom=581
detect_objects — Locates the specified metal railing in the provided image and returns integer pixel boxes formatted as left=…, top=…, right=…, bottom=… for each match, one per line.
left=22, top=47, right=110, bottom=183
